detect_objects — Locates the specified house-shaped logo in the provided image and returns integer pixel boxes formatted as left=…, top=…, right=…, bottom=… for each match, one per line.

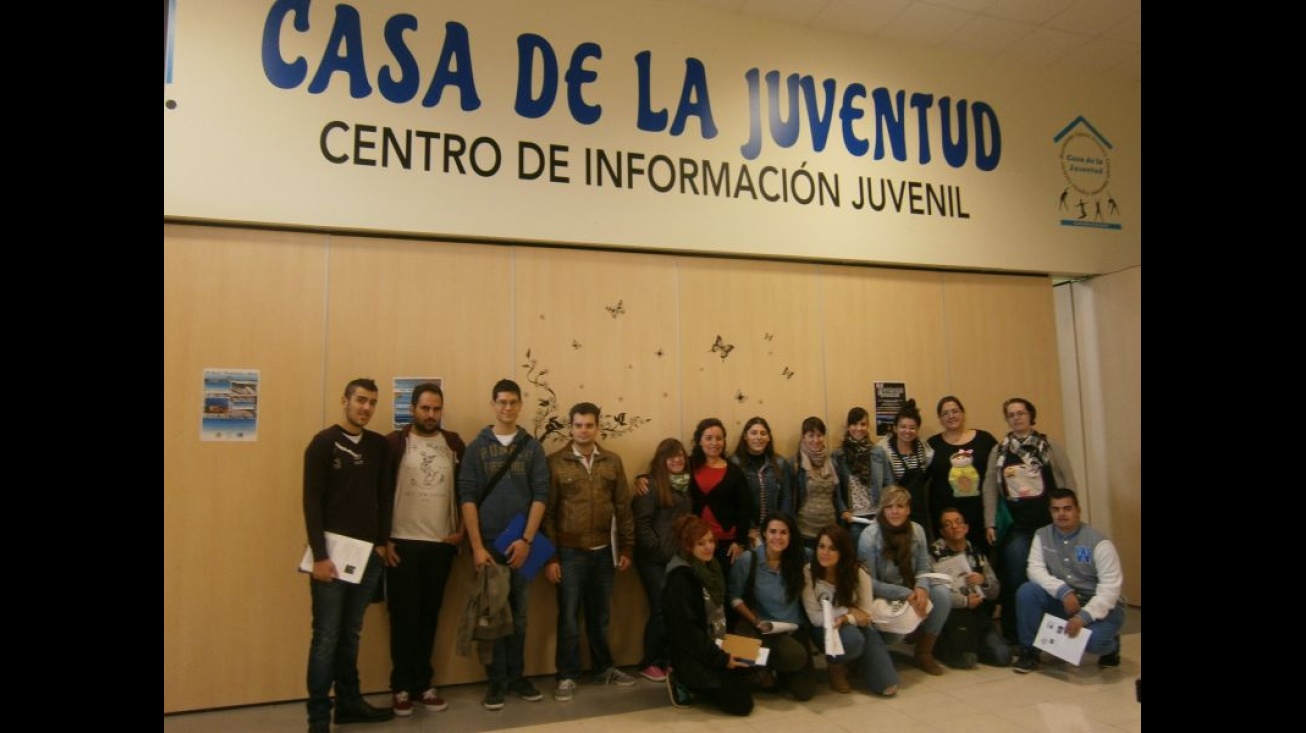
left=1053, top=117, right=1121, bottom=230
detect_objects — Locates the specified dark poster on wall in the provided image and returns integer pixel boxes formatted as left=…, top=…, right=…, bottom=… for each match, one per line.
left=874, top=381, right=907, bottom=436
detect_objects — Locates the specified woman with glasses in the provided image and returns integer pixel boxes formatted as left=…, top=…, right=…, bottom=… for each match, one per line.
left=982, top=397, right=1078, bottom=644
left=926, top=396, right=998, bottom=555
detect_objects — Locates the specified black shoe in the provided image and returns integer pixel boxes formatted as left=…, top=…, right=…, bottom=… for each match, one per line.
left=665, top=671, right=694, bottom=708
left=1098, top=650, right=1121, bottom=668
left=308, top=722, right=330, bottom=733
left=508, top=677, right=543, bottom=702
left=482, top=682, right=506, bottom=711
left=333, top=698, right=394, bottom=724
left=1013, top=648, right=1040, bottom=674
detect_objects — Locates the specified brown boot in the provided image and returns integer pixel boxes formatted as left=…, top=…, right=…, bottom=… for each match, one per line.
left=827, top=661, right=850, bottom=693
left=915, top=633, right=944, bottom=675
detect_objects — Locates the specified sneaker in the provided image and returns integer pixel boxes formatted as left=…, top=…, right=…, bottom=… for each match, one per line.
left=597, top=666, right=638, bottom=686
left=1013, top=647, right=1041, bottom=674
left=482, top=682, right=506, bottom=711
left=392, top=691, right=413, bottom=717
left=420, top=687, right=448, bottom=712
left=1098, top=650, right=1121, bottom=668
left=639, top=664, right=668, bottom=682
left=665, top=670, right=694, bottom=708
left=554, top=678, right=577, bottom=701
left=508, top=677, right=544, bottom=701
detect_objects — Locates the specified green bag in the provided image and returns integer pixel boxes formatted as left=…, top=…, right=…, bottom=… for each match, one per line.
left=994, top=498, right=1014, bottom=546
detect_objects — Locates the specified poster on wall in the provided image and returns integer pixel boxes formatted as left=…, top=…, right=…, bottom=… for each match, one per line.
left=201, top=368, right=259, bottom=441
left=874, top=381, right=907, bottom=437
left=394, top=377, right=443, bottom=431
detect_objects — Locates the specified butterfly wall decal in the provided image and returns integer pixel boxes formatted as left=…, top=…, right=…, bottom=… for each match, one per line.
left=710, top=335, right=735, bottom=360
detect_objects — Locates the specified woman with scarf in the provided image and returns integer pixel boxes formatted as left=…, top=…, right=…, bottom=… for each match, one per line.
left=855, top=486, right=952, bottom=675
left=632, top=438, right=694, bottom=683
left=730, top=416, right=794, bottom=548
left=926, top=396, right=999, bottom=555
left=662, top=514, right=754, bottom=715
left=982, top=397, right=1078, bottom=643
left=876, top=399, right=936, bottom=541
left=792, top=416, right=846, bottom=552
left=832, top=407, right=890, bottom=547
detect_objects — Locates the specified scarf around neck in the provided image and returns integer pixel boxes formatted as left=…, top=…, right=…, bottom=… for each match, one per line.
left=842, top=435, right=872, bottom=483
left=878, top=513, right=917, bottom=588
left=800, top=444, right=833, bottom=479
left=691, top=556, right=725, bottom=606
left=669, top=472, right=690, bottom=492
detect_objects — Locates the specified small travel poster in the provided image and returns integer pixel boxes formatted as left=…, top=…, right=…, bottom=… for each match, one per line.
left=202, top=368, right=259, bottom=441
left=393, top=377, right=443, bottom=431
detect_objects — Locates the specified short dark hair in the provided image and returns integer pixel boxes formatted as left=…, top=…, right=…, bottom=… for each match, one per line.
left=492, top=378, right=522, bottom=400
left=936, top=506, right=966, bottom=531
left=801, top=416, right=826, bottom=435
left=1003, top=397, right=1037, bottom=425
left=569, top=402, right=601, bottom=423
left=846, top=406, right=869, bottom=426
left=410, top=381, right=444, bottom=406
left=344, top=378, right=378, bottom=399
left=1048, top=487, right=1078, bottom=508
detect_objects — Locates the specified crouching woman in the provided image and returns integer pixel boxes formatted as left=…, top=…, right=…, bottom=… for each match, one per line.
left=802, top=524, right=899, bottom=696
left=662, top=514, right=754, bottom=716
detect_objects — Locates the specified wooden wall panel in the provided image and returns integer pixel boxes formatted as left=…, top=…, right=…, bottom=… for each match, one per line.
left=940, top=272, right=1067, bottom=445
left=323, top=236, right=515, bottom=687
left=676, top=258, right=826, bottom=458
left=821, top=266, right=950, bottom=438
left=164, top=225, right=328, bottom=712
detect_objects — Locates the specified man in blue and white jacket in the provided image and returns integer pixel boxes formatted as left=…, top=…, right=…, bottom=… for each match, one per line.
left=1012, top=488, right=1124, bottom=673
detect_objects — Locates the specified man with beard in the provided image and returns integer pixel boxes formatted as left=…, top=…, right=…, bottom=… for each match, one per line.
left=383, top=382, right=467, bottom=716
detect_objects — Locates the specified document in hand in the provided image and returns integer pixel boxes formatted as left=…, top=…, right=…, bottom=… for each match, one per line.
left=718, top=636, right=770, bottom=666
left=493, top=512, right=556, bottom=581
left=931, top=554, right=973, bottom=592
left=1033, top=612, right=1093, bottom=665
left=298, top=531, right=374, bottom=584
left=756, top=620, right=800, bottom=635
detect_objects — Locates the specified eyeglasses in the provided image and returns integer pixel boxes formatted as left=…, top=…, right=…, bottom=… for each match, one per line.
left=939, top=410, right=963, bottom=417
left=494, top=399, right=521, bottom=408
left=940, top=519, right=966, bottom=528
left=1007, top=410, right=1029, bottom=417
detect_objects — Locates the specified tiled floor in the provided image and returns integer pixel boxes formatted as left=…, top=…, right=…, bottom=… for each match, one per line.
left=165, top=627, right=1140, bottom=733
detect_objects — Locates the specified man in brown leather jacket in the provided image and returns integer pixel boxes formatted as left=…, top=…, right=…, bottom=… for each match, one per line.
left=542, top=403, right=637, bottom=701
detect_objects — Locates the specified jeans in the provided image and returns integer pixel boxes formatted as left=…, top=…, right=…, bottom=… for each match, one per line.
left=811, top=623, right=898, bottom=695
left=306, top=552, right=383, bottom=725
left=386, top=540, right=456, bottom=695
left=555, top=547, right=616, bottom=679
left=635, top=558, right=668, bottom=669
left=996, top=527, right=1036, bottom=640
left=1015, top=581, right=1124, bottom=655
left=486, top=549, right=531, bottom=685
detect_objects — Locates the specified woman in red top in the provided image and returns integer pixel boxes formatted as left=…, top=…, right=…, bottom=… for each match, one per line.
left=688, top=418, right=752, bottom=570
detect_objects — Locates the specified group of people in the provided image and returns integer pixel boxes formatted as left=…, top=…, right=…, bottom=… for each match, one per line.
left=300, top=379, right=1127, bottom=731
